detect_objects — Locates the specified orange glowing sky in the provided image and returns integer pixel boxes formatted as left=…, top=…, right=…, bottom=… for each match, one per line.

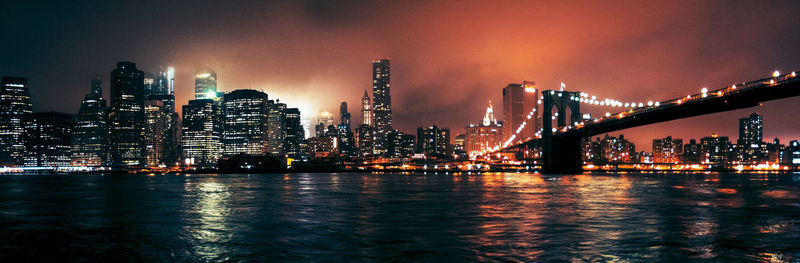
left=2, top=0, right=800, bottom=148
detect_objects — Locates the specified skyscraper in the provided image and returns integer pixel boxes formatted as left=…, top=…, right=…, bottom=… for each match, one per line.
left=0, top=77, right=33, bottom=166
left=465, top=101, right=503, bottom=158
left=195, top=71, right=218, bottom=99
left=372, top=59, right=392, bottom=155
left=502, top=81, right=538, bottom=143
left=182, top=99, right=221, bottom=168
left=143, top=100, right=167, bottom=167
left=24, top=112, right=72, bottom=167
left=284, top=108, right=305, bottom=160
left=221, top=89, right=269, bottom=157
left=266, top=100, right=287, bottom=156
left=109, top=61, right=145, bottom=166
left=71, top=77, right=109, bottom=166
left=340, top=102, right=351, bottom=129
left=737, top=112, right=765, bottom=162
left=653, top=136, right=682, bottom=163
left=361, top=90, right=371, bottom=126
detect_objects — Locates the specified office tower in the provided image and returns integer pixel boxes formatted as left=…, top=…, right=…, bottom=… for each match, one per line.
left=355, top=125, right=374, bottom=157
left=653, top=136, right=682, bottom=163
left=502, top=81, right=538, bottom=142
left=386, top=130, right=415, bottom=158
left=372, top=59, right=392, bottom=155
left=24, top=112, right=72, bottom=167
left=143, top=100, right=167, bottom=167
left=143, top=76, right=155, bottom=97
left=340, top=102, right=351, bottom=129
left=454, top=133, right=467, bottom=159
left=682, top=139, right=702, bottom=163
left=266, top=100, right=287, bottom=156
left=195, top=71, right=217, bottom=99
left=147, top=94, right=180, bottom=165
left=401, top=134, right=416, bottom=157
left=337, top=124, right=355, bottom=157
left=416, top=126, right=451, bottom=157
left=766, top=138, right=784, bottom=163
left=784, top=140, right=800, bottom=164
left=284, top=108, right=305, bottom=160
left=182, top=99, right=221, bottom=168
left=307, top=136, right=335, bottom=159
left=109, top=61, right=145, bottom=166
left=0, top=77, right=33, bottom=166
left=71, top=77, right=109, bottom=166
left=221, top=90, right=268, bottom=157
left=361, top=90, right=371, bottom=126
left=465, top=101, right=503, bottom=158
left=737, top=113, right=765, bottom=162
left=701, top=134, right=732, bottom=164
left=152, top=66, right=174, bottom=96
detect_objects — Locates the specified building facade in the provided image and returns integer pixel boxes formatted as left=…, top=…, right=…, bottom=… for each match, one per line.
left=502, top=81, right=538, bottom=143
left=24, top=112, right=72, bottom=167
left=465, top=101, right=503, bottom=158
left=653, top=136, right=682, bottom=163
left=372, top=59, right=392, bottom=156
left=109, top=61, right=145, bottom=166
left=182, top=99, right=221, bottom=168
left=195, top=71, right=218, bottom=99
left=417, top=125, right=451, bottom=157
left=71, top=77, right=109, bottom=166
left=221, top=90, right=269, bottom=157
left=0, top=77, right=34, bottom=166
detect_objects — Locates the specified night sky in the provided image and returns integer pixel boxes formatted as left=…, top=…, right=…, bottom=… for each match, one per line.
left=3, top=0, right=800, bottom=149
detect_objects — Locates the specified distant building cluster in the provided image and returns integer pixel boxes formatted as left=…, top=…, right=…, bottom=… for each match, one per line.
left=581, top=112, right=800, bottom=165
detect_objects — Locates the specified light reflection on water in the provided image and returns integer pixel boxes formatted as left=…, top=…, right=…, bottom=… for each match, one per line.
left=0, top=173, right=798, bottom=261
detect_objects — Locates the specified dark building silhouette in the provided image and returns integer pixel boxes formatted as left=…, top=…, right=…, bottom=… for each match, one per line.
left=0, top=77, right=33, bottom=166
left=502, top=81, right=538, bottom=143
left=701, top=134, right=732, bottom=164
left=71, top=77, right=109, bottom=166
left=737, top=113, right=765, bottom=162
left=24, top=112, right=72, bottom=167
left=683, top=139, right=701, bottom=163
left=372, top=59, right=392, bottom=156
left=109, top=62, right=145, bottom=166
left=284, top=108, right=305, bottom=160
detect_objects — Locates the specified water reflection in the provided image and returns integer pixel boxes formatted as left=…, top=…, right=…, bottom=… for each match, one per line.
left=185, top=179, right=232, bottom=261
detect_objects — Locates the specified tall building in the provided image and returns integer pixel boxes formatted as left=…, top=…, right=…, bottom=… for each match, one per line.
left=340, top=102, right=351, bottom=129
left=182, top=99, right=221, bottom=168
left=701, top=134, right=732, bottom=164
left=24, top=112, right=72, bottom=167
left=109, top=61, right=145, bottom=166
left=465, top=101, right=503, bottom=158
left=372, top=59, right=392, bottom=155
left=266, top=100, right=287, bottom=156
left=416, top=126, right=451, bottom=157
left=152, top=66, right=174, bottom=96
left=195, top=71, right=218, bottom=99
left=361, top=90, right=371, bottom=126
left=148, top=94, right=181, bottom=165
left=683, top=139, right=702, bottom=163
left=355, top=125, right=374, bottom=158
left=784, top=140, right=800, bottom=164
left=284, top=108, right=305, bottom=160
left=337, top=124, right=355, bottom=157
left=737, top=113, right=765, bottom=162
left=221, top=90, right=268, bottom=157
left=653, top=136, right=682, bottom=163
left=71, top=77, right=109, bottom=166
left=143, top=100, right=167, bottom=167
left=502, top=81, right=538, bottom=143
left=0, top=77, right=33, bottom=166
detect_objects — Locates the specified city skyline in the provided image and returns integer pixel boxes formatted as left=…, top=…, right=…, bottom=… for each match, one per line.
left=2, top=1, right=800, bottom=150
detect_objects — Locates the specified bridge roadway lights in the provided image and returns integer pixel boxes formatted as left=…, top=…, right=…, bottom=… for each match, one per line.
left=542, top=134, right=584, bottom=174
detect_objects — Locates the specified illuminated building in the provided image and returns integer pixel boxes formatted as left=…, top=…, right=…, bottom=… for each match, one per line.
left=652, top=136, right=682, bottom=163
left=284, top=108, right=305, bottom=159
left=143, top=76, right=155, bottom=97
left=502, top=81, right=538, bottom=142
left=221, top=90, right=268, bottom=157
left=736, top=113, right=765, bottom=162
left=355, top=125, right=374, bottom=157
left=682, top=139, right=701, bottom=163
left=386, top=130, right=414, bottom=158
left=361, top=90, right=371, bottom=126
left=766, top=138, right=784, bottom=163
left=109, top=61, right=145, bottom=166
left=453, top=134, right=467, bottom=159
left=266, top=100, right=287, bottom=156
left=307, top=136, right=335, bottom=159
left=416, top=126, right=451, bottom=157
left=148, top=94, right=180, bottom=165
left=195, top=71, right=217, bottom=99
left=143, top=100, right=166, bottom=167
left=182, top=99, right=221, bottom=168
left=0, top=77, right=33, bottom=166
left=151, top=66, right=174, bottom=96
left=784, top=140, right=800, bottom=164
left=71, top=77, right=109, bottom=166
left=465, top=101, right=503, bottom=158
left=583, top=134, right=635, bottom=163
left=24, top=112, right=72, bottom=167
left=700, top=134, right=731, bottom=164
left=372, top=59, right=392, bottom=156
left=340, top=102, right=351, bottom=129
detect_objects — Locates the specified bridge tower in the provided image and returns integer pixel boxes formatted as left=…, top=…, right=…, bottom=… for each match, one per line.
left=541, top=90, right=583, bottom=174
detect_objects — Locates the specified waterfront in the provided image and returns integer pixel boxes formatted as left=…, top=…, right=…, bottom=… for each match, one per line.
left=1, top=172, right=799, bottom=261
